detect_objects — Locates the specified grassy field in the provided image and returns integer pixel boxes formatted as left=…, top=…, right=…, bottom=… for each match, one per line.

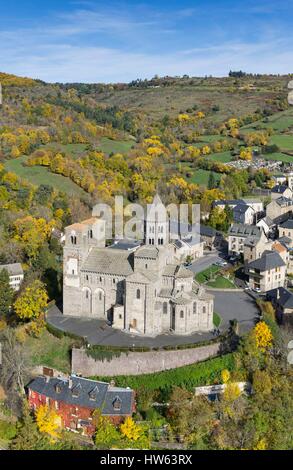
left=188, top=169, right=222, bottom=187
left=262, top=152, right=293, bottom=163
left=25, top=329, right=76, bottom=373
left=4, top=156, right=87, bottom=196
left=44, top=142, right=89, bottom=158
left=207, top=276, right=236, bottom=289
left=195, top=265, right=220, bottom=283
left=207, top=151, right=234, bottom=163
left=270, top=134, right=293, bottom=150
left=97, top=137, right=134, bottom=155
left=241, top=108, right=293, bottom=133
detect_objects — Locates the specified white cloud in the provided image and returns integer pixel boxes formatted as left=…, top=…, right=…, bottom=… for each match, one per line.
left=0, top=4, right=292, bottom=82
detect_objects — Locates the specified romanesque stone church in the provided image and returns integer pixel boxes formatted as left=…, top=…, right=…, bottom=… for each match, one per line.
left=63, top=197, right=214, bottom=336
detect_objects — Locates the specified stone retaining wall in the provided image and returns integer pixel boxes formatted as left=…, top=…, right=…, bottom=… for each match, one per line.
left=71, top=342, right=221, bottom=377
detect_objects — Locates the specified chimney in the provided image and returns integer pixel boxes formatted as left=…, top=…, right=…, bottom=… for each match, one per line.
left=109, top=380, right=116, bottom=388
left=68, top=377, right=73, bottom=389
left=277, top=288, right=280, bottom=300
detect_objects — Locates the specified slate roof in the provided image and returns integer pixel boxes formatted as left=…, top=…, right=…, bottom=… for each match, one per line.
left=248, top=250, right=286, bottom=271
left=274, top=197, right=293, bottom=208
left=271, top=185, right=290, bottom=194
left=200, top=225, right=217, bottom=238
left=279, top=219, right=293, bottom=230
left=228, top=223, right=261, bottom=238
left=82, top=248, right=133, bottom=276
left=126, top=270, right=158, bottom=284
left=109, top=239, right=142, bottom=251
left=0, top=263, right=23, bottom=276
left=257, top=216, right=274, bottom=228
left=135, top=246, right=159, bottom=259
left=163, top=264, right=193, bottom=278
left=28, top=376, right=134, bottom=416
left=213, top=199, right=243, bottom=207
left=266, top=287, right=293, bottom=309
left=233, top=204, right=253, bottom=215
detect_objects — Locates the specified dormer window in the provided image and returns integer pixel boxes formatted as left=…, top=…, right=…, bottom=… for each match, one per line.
left=89, top=386, right=99, bottom=401
left=113, top=396, right=122, bottom=411
left=71, top=383, right=81, bottom=398
left=55, top=383, right=62, bottom=394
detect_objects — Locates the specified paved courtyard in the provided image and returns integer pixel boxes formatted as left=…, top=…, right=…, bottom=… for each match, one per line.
left=47, top=290, right=259, bottom=348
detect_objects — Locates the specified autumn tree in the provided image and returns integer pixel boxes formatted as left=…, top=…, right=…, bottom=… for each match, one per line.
left=14, top=280, right=48, bottom=321
left=36, top=405, right=61, bottom=441
left=0, top=268, right=15, bottom=319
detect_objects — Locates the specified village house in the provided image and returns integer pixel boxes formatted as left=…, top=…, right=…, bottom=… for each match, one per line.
left=228, top=224, right=264, bottom=257
left=213, top=198, right=263, bottom=213
left=270, top=185, right=293, bottom=201
left=247, top=250, right=286, bottom=293
left=266, top=197, right=293, bottom=224
left=0, top=263, right=24, bottom=291
left=243, top=229, right=270, bottom=266
left=256, top=216, right=276, bottom=237
left=200, top=225, right=222, bottom=250
left=266, top=287, right=293, bottom=326
left=233, top=204, right=255, bottom=225
left=27, top=375, right=135, bottom=437
left=278, top=218, right=293, bottom=241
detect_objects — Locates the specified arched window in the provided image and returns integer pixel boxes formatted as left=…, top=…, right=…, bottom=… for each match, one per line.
left=71, top=236, right=77, bottom=245
left=99, top=292, right=102, bottom=301
left=180, top=310, right=184, bottom=319
left=136, top=289, right=141, bottom=300
left=193, top=302, right=197, bottom=315
left=163, top=302, right=168, bottom=314
left=203, top=306, right=206, bottom=314
left=85, top=290, right=89, bottom=299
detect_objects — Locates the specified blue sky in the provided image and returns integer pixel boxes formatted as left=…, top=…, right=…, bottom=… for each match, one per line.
left=0, top=0, right=292, bottom=83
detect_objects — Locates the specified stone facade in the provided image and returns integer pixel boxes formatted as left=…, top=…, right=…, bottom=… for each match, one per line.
left=63, top=198, right=213, bottom=336
left=247, top=250, right=286, bottom=292
left=266, top=197, right=293, bottom=224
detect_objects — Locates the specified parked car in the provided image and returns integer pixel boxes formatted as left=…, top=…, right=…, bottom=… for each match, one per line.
left=252, top=287, right=261, bottom=293
left=215, top=260, right=227, bottom=267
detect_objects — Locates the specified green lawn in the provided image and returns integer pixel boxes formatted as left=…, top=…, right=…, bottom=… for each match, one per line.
left=98, top=137, right=134, bottom=155
left=270, top=134, right=293, bottom=150
left=241, top=109, right=293, bottom=133
left=207, top=151, right=233, bottom=163
left=207, top=276, right=236, bottom=289
left=188, top=169, right=222, bottom=187
left=44, top=142, right=89, bottom=159
left=4, top=156, right=87, bottom=197
left=262, top=152, right=293, bottom=163
left=195, top=265, right=220, bottom=283
left=25, top=329, right=77, bottom=373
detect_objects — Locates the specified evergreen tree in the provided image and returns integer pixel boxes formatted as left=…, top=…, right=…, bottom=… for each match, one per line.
left=208, top=171, right=216, bottom=189
left=0, top=269, right=15, bottom=319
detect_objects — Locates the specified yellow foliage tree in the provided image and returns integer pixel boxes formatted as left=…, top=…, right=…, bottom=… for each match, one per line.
left=221, top=369, right=230, bottom=384
left=36, top=405, right=61, bottom=441
left=14, top=280, right=48, bottom=321
left=120, top=417, right=143, bottom=441
left=253, top=321, right=273, bottom=351
left=10, top=146, right=21, bottom=158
